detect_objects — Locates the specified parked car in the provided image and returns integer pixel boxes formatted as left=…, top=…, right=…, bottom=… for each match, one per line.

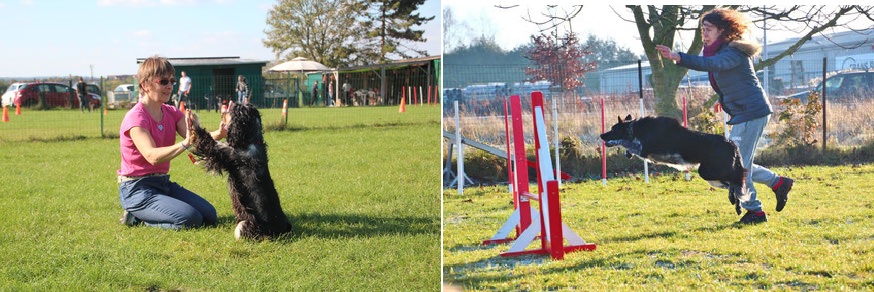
left=113, top=84, right=135, bottom=92
left=2, top=82, right=28, bottom=107
left=107, top=83, right=137, bottom=109
left=85, top=83, right=103, bottom=108
left=8, top=82, right=100, bottom=109
left=779, top=71, right=874, bottom=103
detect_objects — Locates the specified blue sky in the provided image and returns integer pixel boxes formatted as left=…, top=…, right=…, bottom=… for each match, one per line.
left=0, top=0, right=441, bottom=78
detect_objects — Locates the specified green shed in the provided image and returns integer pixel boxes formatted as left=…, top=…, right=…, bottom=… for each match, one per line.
left=136, top=56, right=269, bottom=111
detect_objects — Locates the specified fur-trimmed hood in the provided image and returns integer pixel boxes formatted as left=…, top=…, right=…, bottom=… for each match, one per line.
left=728, top=40, right=762, bottom=58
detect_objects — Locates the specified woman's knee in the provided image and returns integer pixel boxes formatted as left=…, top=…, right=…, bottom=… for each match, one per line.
left=163, top=209, right=203, bottom=229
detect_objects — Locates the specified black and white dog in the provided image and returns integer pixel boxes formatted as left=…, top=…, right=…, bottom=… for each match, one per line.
left=600, top=115, right=746, bottom=214
left=191, top=103, right=292, bottom=240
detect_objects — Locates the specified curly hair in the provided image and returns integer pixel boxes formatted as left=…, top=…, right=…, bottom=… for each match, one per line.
left=701, top=8, right=750, bottom=42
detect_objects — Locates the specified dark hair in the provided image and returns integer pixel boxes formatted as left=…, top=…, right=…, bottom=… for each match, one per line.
left=701, top=8, right=749, bottom=42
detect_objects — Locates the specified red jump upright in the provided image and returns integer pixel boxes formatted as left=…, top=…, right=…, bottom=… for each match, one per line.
left=482, top=92, right=597, bottom=260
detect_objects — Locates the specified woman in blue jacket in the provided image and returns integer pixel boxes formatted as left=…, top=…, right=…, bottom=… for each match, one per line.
left=656, top=8, right=794, bottom=224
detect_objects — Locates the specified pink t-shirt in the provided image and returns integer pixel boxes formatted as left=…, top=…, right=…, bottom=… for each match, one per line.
left=118, top=102, right=184, bottom=176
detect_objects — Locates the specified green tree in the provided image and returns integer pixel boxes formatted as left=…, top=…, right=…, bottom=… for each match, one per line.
left=263, top=0, right=360, bottom=68
left=581, top=34, right=642, bottom=67
left=361, top=0, right=436, bottom=62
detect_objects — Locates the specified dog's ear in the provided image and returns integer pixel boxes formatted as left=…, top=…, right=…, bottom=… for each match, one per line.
left=617, top=116, right=623, bottom=124
left=624, top=114, right=633, bottom=121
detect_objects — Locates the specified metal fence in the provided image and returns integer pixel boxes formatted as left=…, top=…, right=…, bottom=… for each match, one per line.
left=265, top=63, right=440, bottom=108
left=443, top=57, right=874, bottom=150
left=1, top=63, right=440, bottom=142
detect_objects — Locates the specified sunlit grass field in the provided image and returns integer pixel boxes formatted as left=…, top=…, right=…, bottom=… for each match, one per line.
left=444, top=165, right=874, bottom=291
left=0, top=105, right=442, bottom=290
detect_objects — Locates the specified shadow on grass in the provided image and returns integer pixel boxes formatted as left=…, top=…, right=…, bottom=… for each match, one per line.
left=600, top=230, right=679, bottom=244
left=446, top=223, right=749, bottom=284
left=215, top=212, right=438, bottom=243
left=445, top=250, right=654, bottom=286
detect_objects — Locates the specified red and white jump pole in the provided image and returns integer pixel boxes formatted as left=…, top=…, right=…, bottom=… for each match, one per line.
left=483, top=93, right=597, bottom=260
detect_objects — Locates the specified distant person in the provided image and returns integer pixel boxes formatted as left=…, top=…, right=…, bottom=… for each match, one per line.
left=177, top=71, right=192, bottom=109
left=311, top=80, right=319, bottom=106
left=76, top=77, right=90, bottom=113
left=326, top=75, right=335, bottom=106
left=342, top=82, right=351, bottom=106
left=656, top=8, right=794, bottom=224
left=236, top=75, right=249, bottom=104
left=117, top=55, right=229, bottom=230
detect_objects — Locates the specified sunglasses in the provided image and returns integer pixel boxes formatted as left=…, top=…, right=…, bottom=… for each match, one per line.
left=155, top=78, right=177, bottom=86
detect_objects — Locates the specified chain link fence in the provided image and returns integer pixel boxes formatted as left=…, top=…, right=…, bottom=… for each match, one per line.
left=443, top=57, right=874, bottom=153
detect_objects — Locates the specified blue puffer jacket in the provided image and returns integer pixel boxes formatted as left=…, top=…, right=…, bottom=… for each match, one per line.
left=677, top=41, right=772, bottom=125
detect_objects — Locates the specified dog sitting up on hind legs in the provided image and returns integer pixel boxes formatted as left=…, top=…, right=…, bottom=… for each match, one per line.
left=188, top=101, right=292, bottom=240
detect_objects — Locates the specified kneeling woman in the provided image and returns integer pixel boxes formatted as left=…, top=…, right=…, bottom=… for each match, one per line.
left=117, top=55, right=227, bottom=229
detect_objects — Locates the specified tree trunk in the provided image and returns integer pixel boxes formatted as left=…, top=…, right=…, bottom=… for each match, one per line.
left=630, top=5, right=714, bottom=119
left=651, top=65, right=685, bottom=118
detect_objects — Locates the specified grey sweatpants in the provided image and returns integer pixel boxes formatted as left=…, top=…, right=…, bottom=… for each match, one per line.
left=728, top=115, right=781, bottom=212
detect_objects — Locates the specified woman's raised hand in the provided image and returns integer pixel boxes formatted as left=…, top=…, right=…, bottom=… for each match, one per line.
left=655, top=45, right=680, bottom=62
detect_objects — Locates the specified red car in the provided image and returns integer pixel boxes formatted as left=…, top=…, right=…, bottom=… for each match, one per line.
left=11, top=82, right=101, bottom=109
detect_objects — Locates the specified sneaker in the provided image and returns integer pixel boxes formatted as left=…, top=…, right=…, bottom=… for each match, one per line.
left=119, top=210, right=138, bottom=226
left=773, top=177, right=794, bottom=212
left=739, top=211, right=768, bottom=224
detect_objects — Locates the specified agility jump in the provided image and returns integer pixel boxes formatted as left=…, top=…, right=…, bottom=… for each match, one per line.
left=482, top=92, right=596, bottom=260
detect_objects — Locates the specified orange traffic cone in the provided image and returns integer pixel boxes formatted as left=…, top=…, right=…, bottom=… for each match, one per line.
left=179, top=101, right=186, bottom=112
left=2, top=106, right=9, bottom=122
left=103, top=106, right=108, bottom=115
left=15, top=103, right=21, bottom=115
left=281, top=99, right=288, bottom=118
left=398, top=96, right=406, bottom=113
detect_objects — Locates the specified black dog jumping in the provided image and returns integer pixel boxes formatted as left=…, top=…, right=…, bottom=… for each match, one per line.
left=600, top=115, right=747, bottom=214
left=191, top=103, right=292, bottom=240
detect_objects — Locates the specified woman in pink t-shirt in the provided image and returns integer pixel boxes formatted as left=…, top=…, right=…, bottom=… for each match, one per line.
left=118, top=55, right=228, bottom=229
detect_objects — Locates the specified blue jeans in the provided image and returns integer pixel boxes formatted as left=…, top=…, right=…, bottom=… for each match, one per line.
left=728, top=115, right=780, bottom=212
left=237, top=91, right=247, bottom=104
left=119, top=175, right=217, bottom=229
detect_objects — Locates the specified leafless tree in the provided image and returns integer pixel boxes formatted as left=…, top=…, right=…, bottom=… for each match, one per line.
left=501, top=5, right=874, bottom=117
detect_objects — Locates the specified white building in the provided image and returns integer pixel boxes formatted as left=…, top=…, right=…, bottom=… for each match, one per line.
left=761, top=28, right=874, bottom=95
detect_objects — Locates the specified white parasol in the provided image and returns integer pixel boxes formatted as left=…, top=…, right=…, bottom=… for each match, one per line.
left=268, top=57, right=330, bottom=72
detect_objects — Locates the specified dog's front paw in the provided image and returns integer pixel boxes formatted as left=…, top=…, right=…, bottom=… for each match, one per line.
left=190, top=127, right=212, bottom=151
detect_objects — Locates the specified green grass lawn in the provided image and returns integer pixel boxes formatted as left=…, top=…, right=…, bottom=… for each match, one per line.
left=444, top=165, right=874, bottom=291
left=0, top=105, right=442, bottom=290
